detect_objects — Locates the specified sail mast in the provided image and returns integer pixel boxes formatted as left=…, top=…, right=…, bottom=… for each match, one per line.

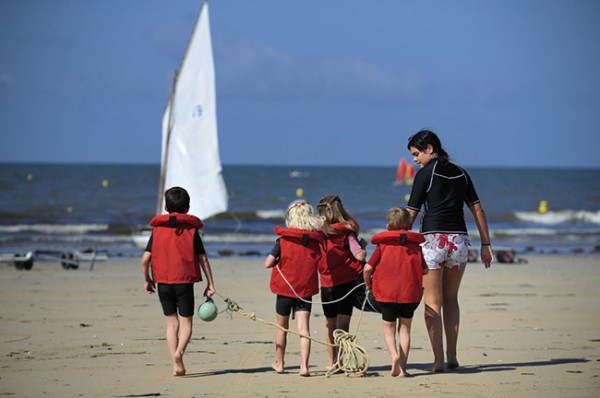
left=155, top=76, right=176, bottom=215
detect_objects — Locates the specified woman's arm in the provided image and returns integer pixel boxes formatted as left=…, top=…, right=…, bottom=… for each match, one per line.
left=407, top=208, right=419, bottom=230
left=469, top=202, right=494, bottom=268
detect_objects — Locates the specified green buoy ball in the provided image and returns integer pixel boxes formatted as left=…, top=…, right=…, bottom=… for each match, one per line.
left=198, top=298, right=218, bottom=322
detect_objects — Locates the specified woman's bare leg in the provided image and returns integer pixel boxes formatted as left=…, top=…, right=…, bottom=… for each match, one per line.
left=423, top=269, right=445, bottom=371
left=442, top=268, right=465, bottom=368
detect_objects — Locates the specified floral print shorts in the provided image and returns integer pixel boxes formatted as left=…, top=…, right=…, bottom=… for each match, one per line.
left=422, top=233, right=470, bottom=270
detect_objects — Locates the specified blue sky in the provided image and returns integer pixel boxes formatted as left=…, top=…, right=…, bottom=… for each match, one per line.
left=1, top=0, right=599, bottom=168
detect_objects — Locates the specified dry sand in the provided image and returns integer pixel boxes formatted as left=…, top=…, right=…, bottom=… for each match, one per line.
left=1, top=255, right=599, bottom=397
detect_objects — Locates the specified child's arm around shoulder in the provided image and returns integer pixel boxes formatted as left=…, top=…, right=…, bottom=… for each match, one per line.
left=348, top=233, right=366, bottom=262
left=363, top=263, right=374, bottom=290
left=198, top=253, right=216, bottom=298
left=141, top=251, right=155, bottom=294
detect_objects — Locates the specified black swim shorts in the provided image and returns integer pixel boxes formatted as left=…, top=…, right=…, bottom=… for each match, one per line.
left=275, top=294, right=312, bottom=316
left=157, top=283, right=195, bottom=317
left=379, top=302, right=420, bottom=322
left=320, top=280, right=356, bottom=318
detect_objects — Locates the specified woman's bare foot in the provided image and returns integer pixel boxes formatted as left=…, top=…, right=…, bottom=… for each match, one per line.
left=430, top=360, right=445, bottom=373
left=397, top=371, right=411, bottom=378
left=271, top=361, right=285, bottom=374
left=447, top=355, right=459, bottom=369
left=390, top=355, right=401, bottom=377
left=173, top=352, right=186, bottom=376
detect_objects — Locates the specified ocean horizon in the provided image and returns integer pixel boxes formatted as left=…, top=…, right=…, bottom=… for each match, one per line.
left=1, top=163, right=599, bottom=261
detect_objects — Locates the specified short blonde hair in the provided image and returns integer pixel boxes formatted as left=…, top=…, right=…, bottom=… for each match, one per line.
left=285, top=200, right=323, bottom=231
left=386, top=207, right=411, bottom=230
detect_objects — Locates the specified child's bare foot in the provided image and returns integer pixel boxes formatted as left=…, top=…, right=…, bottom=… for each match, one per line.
left=398, top=371, right=411, bottom=378
left=325, top=364, right=340, bottom=375
left=390, top=355, right=401, bottom=377
left=299, top=370, right=310, bottom=377
left=271, top=361, right=285, bottom=374
left=173, top=352, right=186, bottom=376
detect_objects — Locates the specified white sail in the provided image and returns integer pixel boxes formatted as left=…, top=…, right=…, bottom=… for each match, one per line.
left=159, top=1, right=228, bottom=219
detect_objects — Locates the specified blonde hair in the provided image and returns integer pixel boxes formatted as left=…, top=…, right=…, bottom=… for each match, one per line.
left=285, top=200, right=323, bottom=231
left=317, top=195, right=359, bottom=235
left=386, top=207, right=411, bottom=230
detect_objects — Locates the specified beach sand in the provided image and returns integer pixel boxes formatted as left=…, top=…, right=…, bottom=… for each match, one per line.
left=1, top=255, right=599, bottom=397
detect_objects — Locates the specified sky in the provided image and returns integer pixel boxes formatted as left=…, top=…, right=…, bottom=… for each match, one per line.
left=1, top=0, right=599, bottom=168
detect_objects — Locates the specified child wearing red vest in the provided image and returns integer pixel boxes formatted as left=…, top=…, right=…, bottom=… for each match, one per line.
left=141, top=187, right=216, bottom=377
left=363, top=207, right=427, bottom=378
left=316, top=195, right=366, bottom=371
left=265, top=200, right=324, bottom=377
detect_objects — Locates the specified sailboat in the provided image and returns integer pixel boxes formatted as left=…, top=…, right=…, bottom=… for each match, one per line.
left=133, top=1, right=227, bottom=248
left=394, top=157, right=415, bottom=186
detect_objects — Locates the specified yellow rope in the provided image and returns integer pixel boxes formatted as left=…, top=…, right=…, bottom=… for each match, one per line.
left=216, top=293, right=370, bottom=377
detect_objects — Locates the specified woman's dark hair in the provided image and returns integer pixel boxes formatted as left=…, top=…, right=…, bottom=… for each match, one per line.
left=407, top=129, right=449, bottom=161
left=165, top=186, right=190, bottom=213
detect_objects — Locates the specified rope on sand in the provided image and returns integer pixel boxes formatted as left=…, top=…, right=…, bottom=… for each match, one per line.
left=326, top=292, right=370, bottom=378
left=215, top=292, right=370, bottom=377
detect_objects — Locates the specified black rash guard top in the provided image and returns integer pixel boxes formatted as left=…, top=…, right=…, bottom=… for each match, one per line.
left=406, top=159, right=480, bottom=235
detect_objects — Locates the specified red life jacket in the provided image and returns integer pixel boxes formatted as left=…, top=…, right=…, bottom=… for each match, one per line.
left=149, top=213, right=204, bottom=284
left=270, top=226, right=324, bottom=298
left=320, top=222, right=364, bottom=288
left=369, top=230, right=426, bottom=303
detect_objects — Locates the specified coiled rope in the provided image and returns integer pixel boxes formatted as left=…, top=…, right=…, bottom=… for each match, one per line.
left=214, top=285, right=370, bottom=377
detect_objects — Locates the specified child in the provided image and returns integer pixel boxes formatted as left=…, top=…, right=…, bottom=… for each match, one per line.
left=265, top=200, right=324, bottom=377
left=363, top=207, right=427, bottom=378
left=316, top=195, right=366, bottom=371
left=141, top=186, right=216, bottom=377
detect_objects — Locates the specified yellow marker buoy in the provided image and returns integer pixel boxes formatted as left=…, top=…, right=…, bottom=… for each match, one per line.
left=296, top=188, right=303, bottom=198
left=102, top=179, right=109, bottom=188
left=27, top=173, right=33, bottom=182
left=538, top=200, right=548, bottom=214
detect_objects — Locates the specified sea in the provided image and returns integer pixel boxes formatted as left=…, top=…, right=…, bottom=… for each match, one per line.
left=1, top=163, right=599, bottom=261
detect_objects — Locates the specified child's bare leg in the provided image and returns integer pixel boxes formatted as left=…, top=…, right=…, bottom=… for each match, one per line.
left=324, top=316, right=337, bottom=369
left=398, top=317, right=413, bottom=377
left=296, top=311, right=311, bottom=376
left=383, top=320, right=400, bottom=377
left=172, top=315, right=192, bottom=376
left=165, top=314, right=184, bottom=376
left=272, top=314, right=289, bottom=373
left=336, top=314, right=351, bottom=333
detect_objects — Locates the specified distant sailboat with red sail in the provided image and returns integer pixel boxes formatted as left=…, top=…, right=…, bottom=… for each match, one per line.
left=395, top=157, right=416, bottom=185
